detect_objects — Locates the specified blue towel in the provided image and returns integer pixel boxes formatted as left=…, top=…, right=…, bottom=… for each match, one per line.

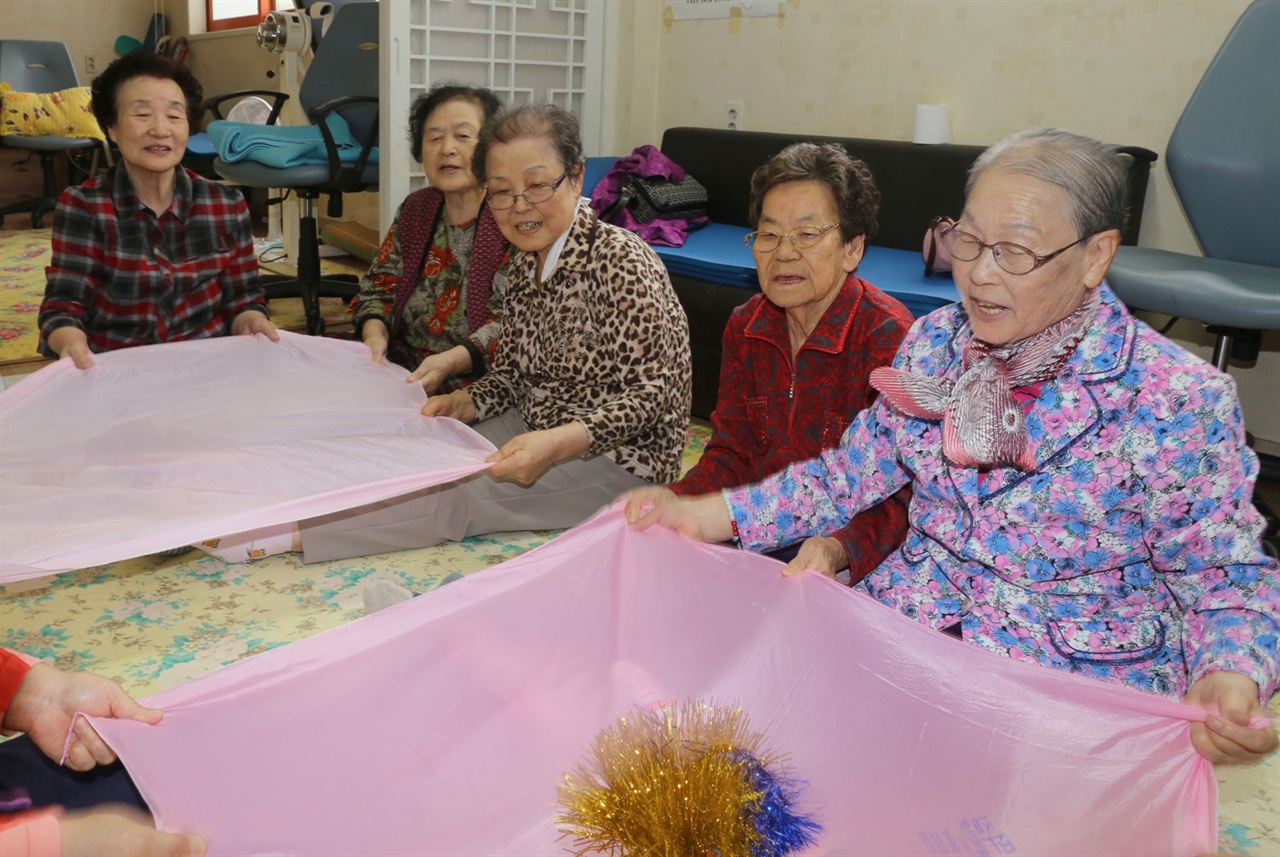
left=208, top=114, right=379, bottom=169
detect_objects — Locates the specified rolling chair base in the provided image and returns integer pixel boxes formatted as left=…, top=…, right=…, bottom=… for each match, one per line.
left=0, top=147, right=96, bottom=228
left=0, top=195, right=56, bottom=230
left=261, top=275, right=359, bottom=337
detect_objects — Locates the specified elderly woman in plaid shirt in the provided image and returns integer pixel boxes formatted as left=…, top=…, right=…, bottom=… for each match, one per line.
left=38, top=53, right=276, bottom=369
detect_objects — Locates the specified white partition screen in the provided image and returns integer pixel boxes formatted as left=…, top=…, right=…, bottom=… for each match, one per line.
left=381, top=0, right=605, bottom=230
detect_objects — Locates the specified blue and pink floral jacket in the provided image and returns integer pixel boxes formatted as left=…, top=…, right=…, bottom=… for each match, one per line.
left=727, top=286, right=1280, bottom=701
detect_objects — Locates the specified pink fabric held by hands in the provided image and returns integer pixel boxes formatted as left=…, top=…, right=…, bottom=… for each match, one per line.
left=91, top=509, right=1217, bottom=856
left=0, top=332, right=494, bottom=581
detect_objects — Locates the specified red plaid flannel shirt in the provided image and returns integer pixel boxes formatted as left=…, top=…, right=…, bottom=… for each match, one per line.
left=39, top=164, right=268, bottom=356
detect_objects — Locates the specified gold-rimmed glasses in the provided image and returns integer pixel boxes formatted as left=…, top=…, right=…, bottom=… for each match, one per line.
left=744, top=223, right=841, bottom=253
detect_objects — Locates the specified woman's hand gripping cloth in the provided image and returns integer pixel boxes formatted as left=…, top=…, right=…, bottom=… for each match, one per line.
left=0, top=332, right=494, bottom=580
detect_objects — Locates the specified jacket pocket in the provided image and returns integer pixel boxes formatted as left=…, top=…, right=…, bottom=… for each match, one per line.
left=745, top=395, right=773, bottom=447
left=1045, top=615, right=1166, bottom=667
left=177, top=247, right=235, bottom=292
left=821, top=411, right=853, bottom=448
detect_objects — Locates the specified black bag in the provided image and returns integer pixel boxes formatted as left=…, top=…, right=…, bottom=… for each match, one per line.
left=609, top=174, right=709, bottom=224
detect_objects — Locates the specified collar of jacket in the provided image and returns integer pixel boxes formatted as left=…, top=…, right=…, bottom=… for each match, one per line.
left=952, top=284, right=1137, bottom=497
left=112, top=162, right=195, bottom=223
left=939, top=283, right=1136, bottom=388
left=515, top=199, right=599, bottom=285
left=743, top=272, right=867, bottom=356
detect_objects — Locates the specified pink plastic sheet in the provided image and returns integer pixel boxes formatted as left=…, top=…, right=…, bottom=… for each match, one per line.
left=92, top=509, right=1217, bottom=856
left=0, top=333, right=494, bottom=580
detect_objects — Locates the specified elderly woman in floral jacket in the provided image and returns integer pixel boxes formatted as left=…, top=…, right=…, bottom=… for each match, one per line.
left=627, top=128, right=1280, bottom=766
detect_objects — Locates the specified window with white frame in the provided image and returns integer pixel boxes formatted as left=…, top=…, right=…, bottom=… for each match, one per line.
left=382, top=0, right=605, bottom=227
left=207, top=0, right=297, bottom=33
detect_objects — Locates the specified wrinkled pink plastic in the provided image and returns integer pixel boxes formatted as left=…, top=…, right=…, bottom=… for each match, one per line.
left=0, top=333, right=494, bottom=580
left=91, top=509, right=1217, bottom=856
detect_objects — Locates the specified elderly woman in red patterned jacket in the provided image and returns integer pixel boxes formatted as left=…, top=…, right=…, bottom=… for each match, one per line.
left=0, top=650, right=206, bottom=855
left=628, top=143, right=914, bottom=582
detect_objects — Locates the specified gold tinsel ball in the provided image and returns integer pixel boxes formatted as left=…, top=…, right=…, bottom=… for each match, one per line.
left=555, top=699, right=817, bottom=857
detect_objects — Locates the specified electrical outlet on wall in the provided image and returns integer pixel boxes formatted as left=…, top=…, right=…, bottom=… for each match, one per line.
left=84, top=55, right=97, bottom=75
left=725, top=101, right=744, bottom=131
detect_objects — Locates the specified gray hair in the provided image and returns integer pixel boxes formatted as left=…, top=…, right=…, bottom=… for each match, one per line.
left=967, top=128, right=1127, bottom=239
left=472, top=104, right=584, bottom=185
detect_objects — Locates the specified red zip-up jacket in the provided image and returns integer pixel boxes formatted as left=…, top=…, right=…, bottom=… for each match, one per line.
left=672, top=274, right=913, bottom=583
left=0, top=650, right=60, bottom=856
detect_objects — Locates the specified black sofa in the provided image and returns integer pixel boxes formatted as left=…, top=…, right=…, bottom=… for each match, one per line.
left=645, top=127, right=1157, bottom=419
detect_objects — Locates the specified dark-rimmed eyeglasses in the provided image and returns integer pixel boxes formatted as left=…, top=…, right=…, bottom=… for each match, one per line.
left=744, top=223, right=840, bottom=253
left=486, top=171, right=570, bottom=210
left=947, top=226, right=1089, bottom=276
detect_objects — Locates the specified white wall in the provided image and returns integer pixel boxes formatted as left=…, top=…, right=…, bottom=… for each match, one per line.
left=604, top=0, right=1278, bottom=446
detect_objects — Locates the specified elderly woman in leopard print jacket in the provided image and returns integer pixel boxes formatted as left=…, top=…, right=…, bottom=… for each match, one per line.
left=292, top=105, right=692, bottom=563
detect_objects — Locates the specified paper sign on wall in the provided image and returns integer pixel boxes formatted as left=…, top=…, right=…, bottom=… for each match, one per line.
left=667, top=0, right=780, bottom=21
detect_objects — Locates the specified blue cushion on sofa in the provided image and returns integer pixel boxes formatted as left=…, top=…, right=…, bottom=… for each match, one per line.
left=857, top=246, right=960, bottom=318
left=651, top=223, right=758, bottom=288
left=652, top=226, right=958, bottom=318
left=586, top=152, right=959, bottom=318
left=582, top=156, right=618, bottom=197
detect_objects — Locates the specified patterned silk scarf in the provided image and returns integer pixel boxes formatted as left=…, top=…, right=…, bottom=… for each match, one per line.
left=870, top=289, right=1100, bottom=470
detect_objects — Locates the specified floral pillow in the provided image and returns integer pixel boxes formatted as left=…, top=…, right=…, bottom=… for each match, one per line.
left=0, top=83, right=105, bottom=140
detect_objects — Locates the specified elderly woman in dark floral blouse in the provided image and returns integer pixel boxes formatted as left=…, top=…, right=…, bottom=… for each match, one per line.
left=350, top=84, right=510, bottom=393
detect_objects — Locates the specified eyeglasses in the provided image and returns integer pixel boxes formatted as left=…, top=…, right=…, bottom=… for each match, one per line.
left=744, top=223, right=841, bottom=253
left=486, top=171, right=570, bottom=210
left=947, top=227, right=1089, bottom=276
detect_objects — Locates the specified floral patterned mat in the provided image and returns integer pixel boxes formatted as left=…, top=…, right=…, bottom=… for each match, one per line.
left=1, top=419, right=1275, bottom=854
left=0, top=229, right=46, bottom=367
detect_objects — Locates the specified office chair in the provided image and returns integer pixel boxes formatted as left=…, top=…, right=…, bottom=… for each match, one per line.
left=1105, top=0, right=1280, bottom=553
left=0, top=40, right=102, bottom=228
left=186, top=91, right=288, bottom=180
left=212, top=2, right=379, bottom=336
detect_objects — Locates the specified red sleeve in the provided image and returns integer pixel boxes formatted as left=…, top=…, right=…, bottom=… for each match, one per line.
left=671, top=309, right=761, bottom=495
left=0, top=649, right=36, bottom=718
left=828, top=287, right=915, bottom=583
left=0, top=807, right=63, bottom=857
left=218, top=194, right=269, bottom=321
left=834, top=485, right=912, bottom=585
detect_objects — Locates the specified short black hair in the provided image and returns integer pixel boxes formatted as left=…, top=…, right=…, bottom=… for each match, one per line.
left=749, top=142, right=881, bottom=243
left=407, top=84, right=503, bottom=164
left=472, top=104, right=584, bottom=186
left=90, top=53, right=203, bottom=132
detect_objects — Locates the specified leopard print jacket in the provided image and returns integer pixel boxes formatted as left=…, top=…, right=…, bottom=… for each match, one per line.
left=467, top=202, right=692, bottom=482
